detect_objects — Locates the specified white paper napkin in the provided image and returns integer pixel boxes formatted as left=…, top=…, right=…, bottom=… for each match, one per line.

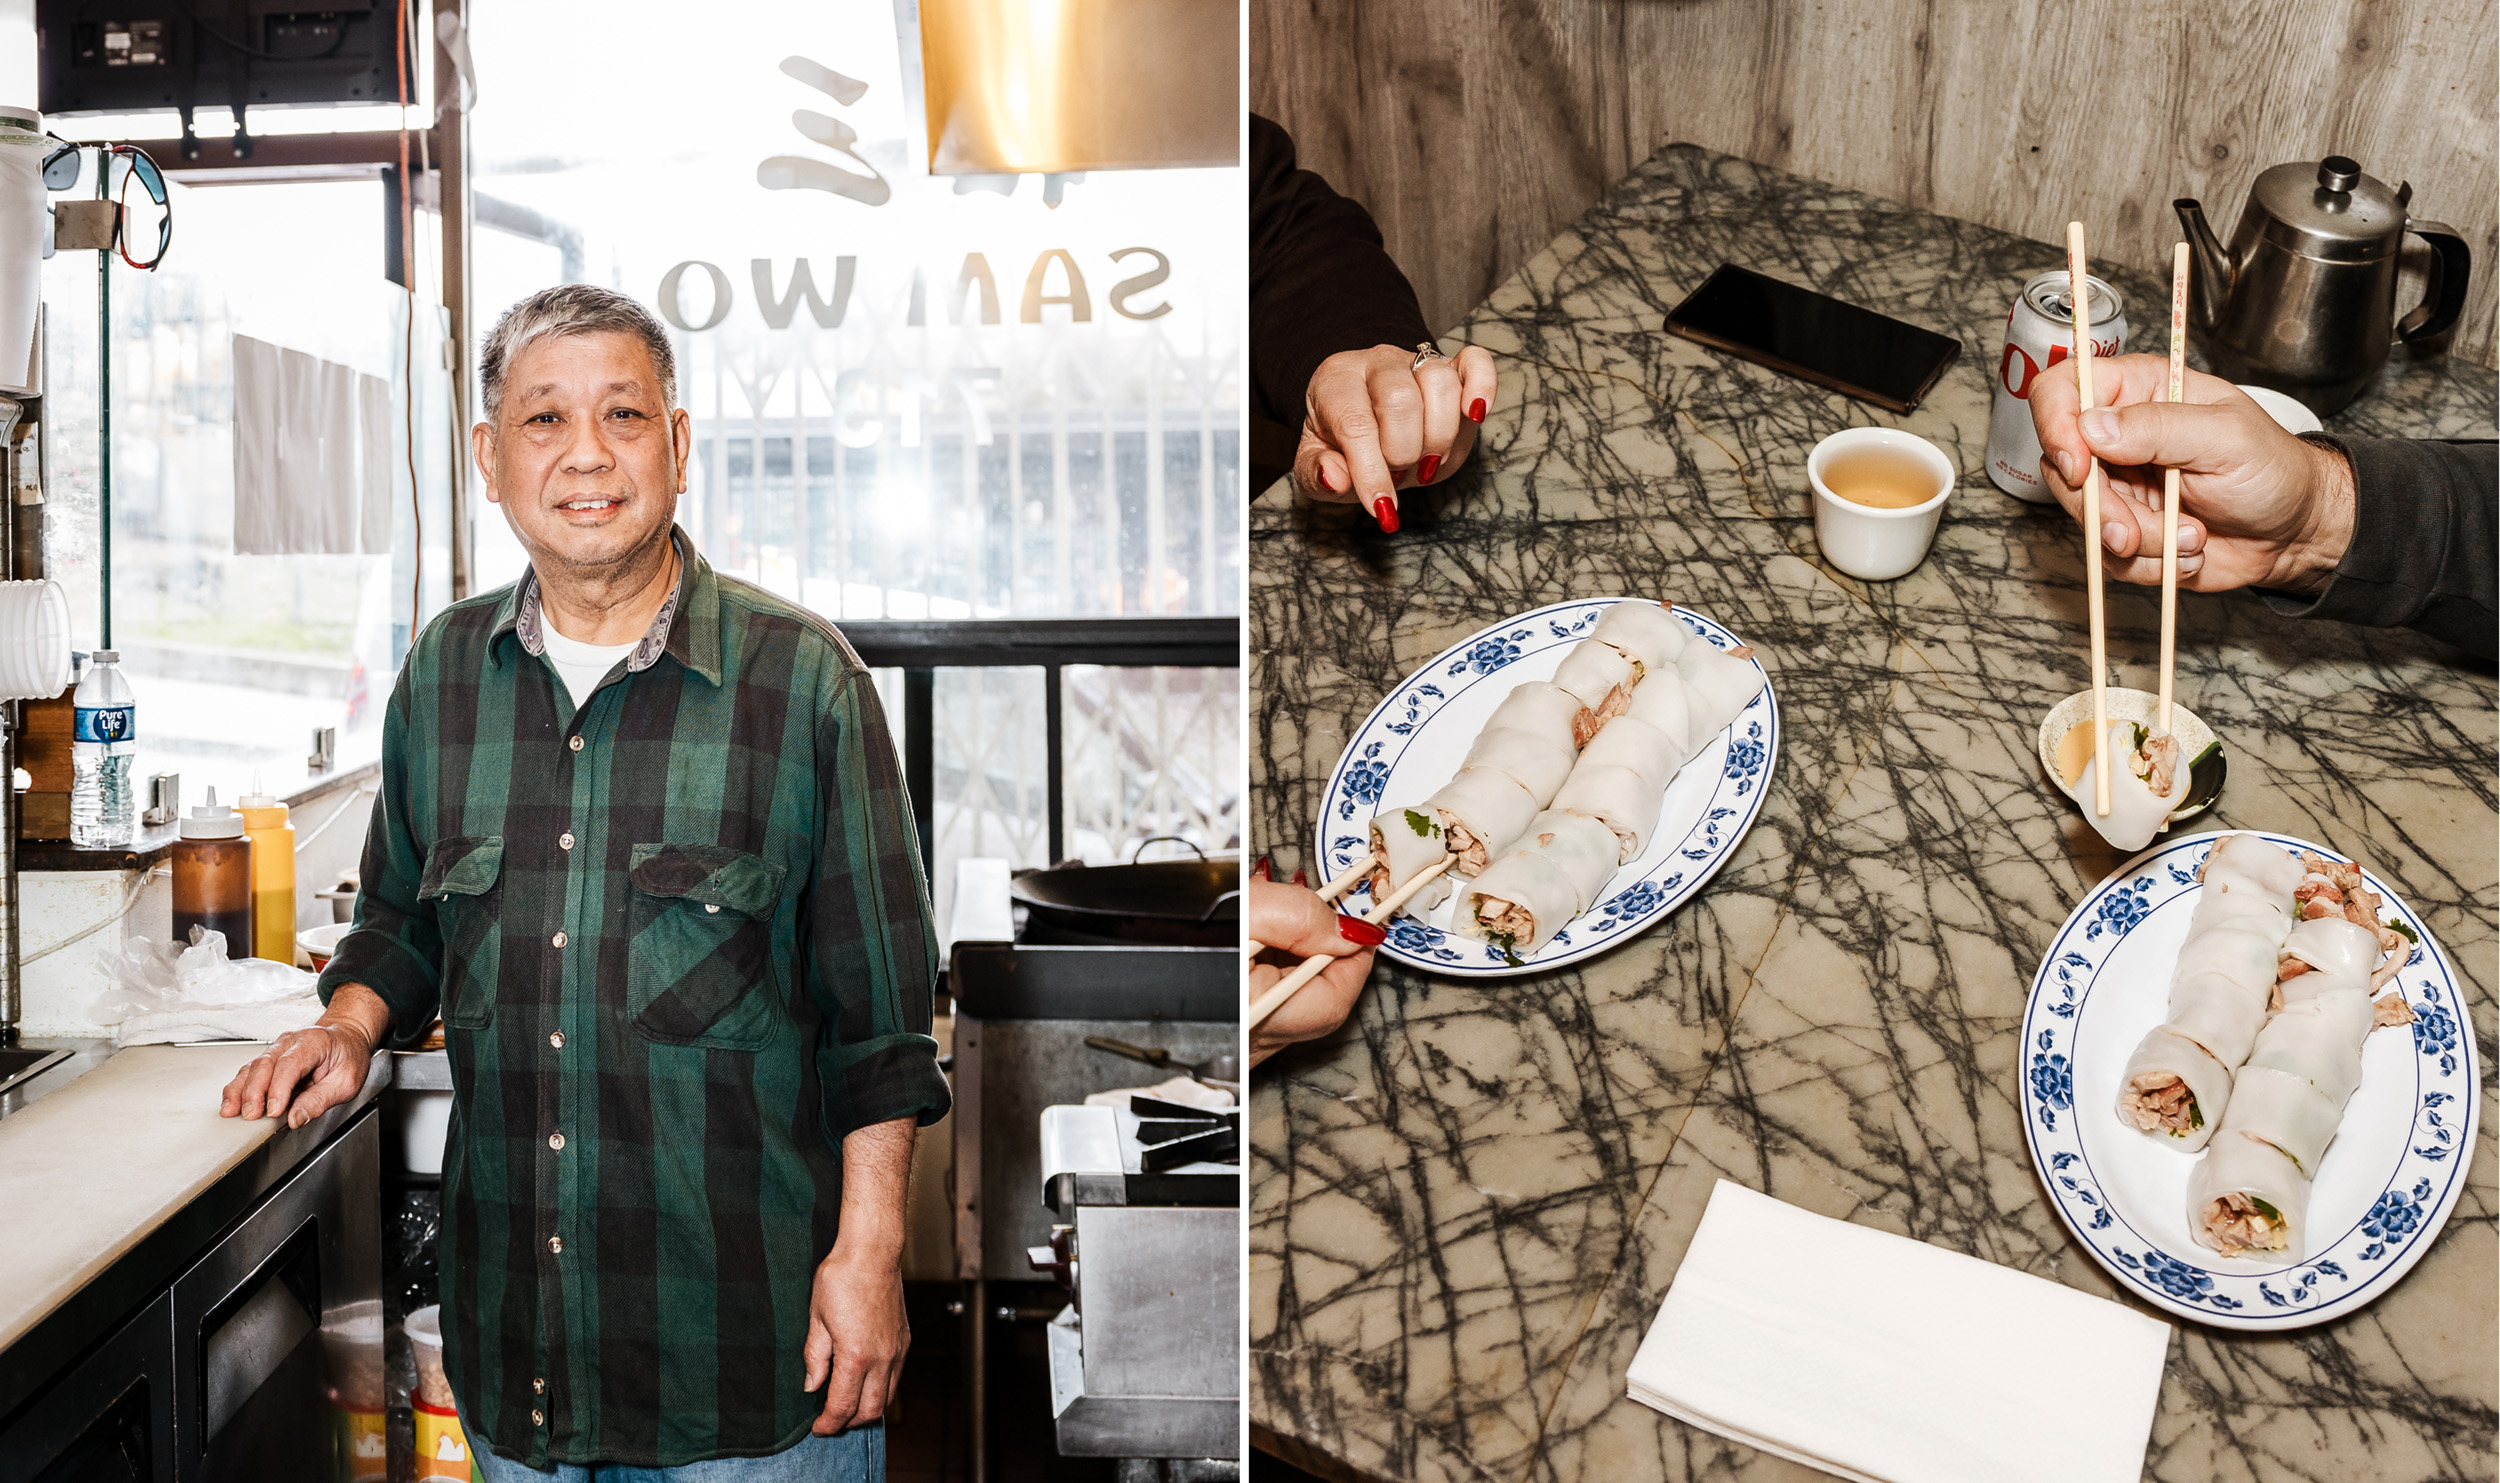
left=1626, top=1180, right=2169, bottom=1483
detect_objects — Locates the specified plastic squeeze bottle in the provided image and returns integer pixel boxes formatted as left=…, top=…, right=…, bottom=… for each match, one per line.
left=173, top=788, right=253, bottom=958
left=237, top=781, right=296, bottom=963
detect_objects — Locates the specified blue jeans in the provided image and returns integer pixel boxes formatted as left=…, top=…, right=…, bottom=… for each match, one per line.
left=467, top=1424, right=884, bottom=1482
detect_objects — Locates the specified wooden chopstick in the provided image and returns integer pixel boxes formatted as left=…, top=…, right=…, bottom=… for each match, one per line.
left=2158, top=241, right=2190, bottom=738
left=2067, top=222, right=2112, bottom=818
left=1246, top=855, right=1454, bottom=1031
left=1243, top=856, right=1376, bottom=958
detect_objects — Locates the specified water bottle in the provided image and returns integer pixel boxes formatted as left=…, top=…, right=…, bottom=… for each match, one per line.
left=72, top=649, right=136, bottom=848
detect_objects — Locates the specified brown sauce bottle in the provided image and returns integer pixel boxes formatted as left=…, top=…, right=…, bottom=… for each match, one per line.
left=173, top=788, right=254, bottom=958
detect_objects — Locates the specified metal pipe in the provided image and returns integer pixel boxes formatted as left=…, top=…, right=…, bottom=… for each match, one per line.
left=0, top=392, right=21, bottom=1048
left=904, top=667, right=935, bottom=874
left=1044, top=662, right=1064, bottom=864
left=95, top=156, right=110, bottom=651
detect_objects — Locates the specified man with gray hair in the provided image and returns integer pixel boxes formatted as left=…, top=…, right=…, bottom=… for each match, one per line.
left=219, top=283, right=946, bottom=1481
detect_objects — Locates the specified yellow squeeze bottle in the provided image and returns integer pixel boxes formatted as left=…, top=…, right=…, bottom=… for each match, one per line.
left=237, top=783, right=296, bottom=964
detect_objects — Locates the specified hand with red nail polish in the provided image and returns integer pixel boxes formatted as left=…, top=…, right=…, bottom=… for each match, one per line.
left=2030, top=353, right=2353, bottom=596
left=1245, top=879, right=1379, bottom=1068
left=1291, top=344, right=1500, bottom=517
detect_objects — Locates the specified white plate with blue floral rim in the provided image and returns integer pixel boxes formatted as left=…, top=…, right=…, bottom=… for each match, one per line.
left=2021, top=830, right=2477, bottom=1330
left=1313, top=596, right=1778, bottom=978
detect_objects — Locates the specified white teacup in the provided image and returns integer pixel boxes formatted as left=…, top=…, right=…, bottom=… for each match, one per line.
left=1808, top=427, right=1955, bottom=581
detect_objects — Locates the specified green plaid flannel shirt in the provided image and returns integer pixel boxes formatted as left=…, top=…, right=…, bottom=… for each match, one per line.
left=319, top=531, right=949, bottom=1467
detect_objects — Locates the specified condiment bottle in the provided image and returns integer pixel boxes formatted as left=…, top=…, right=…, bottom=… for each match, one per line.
left=173, top=788, right=253, bottom=958
left=236, top=783, right=296, bottom=964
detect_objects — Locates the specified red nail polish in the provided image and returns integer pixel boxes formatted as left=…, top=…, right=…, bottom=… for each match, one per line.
left=1291, top=866, right=1308, bottom=886
left=1373, top=497, right=1399, bottom=533
left=1418, top=454, right=1442, bottom=484
left=1251, top=855, right=1273, bottom=881
left=1336, top=913, right=1387, bottom=946
left=1468, top=398, right=1486, bottom=423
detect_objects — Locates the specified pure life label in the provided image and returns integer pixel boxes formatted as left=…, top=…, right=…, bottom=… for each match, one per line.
left=76, top=705, right=134, bottom=743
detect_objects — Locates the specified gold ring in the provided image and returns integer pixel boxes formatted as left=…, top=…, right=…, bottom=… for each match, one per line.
left=1412, top=342, right=1446, bottom=371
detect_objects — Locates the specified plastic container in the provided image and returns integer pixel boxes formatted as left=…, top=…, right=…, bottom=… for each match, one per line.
left=321, top=1296, right=388, bottom=1481
left=405, top=1305, right=475, bottom=1479
left=70, top=648, right=135, bottom=846
left=172, top=788, right=253, bottom=959
left=238, top=786, right=296, bottom=963
left=404, top=1305, right=454, bottom=1408
left=400, top=1089, right=453, bottom=1176
left=299, top=921, right=351, bottom=971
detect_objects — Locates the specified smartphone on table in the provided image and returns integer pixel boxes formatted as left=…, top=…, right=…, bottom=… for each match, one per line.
left=1663, top=264, right=1962, bottom=413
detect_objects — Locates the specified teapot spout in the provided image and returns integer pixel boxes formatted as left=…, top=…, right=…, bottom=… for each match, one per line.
left=2174, top=198, right=2232, bottom=330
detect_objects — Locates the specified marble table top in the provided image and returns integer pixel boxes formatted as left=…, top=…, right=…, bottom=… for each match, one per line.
left=1248, top=144, right=2496, bottom=1483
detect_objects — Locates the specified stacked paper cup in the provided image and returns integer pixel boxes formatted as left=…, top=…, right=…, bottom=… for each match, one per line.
left=0, top=579, right=70, bottom=699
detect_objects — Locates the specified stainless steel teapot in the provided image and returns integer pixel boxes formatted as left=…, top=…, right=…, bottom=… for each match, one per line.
left=2175, top=156, right=2470, bottom=415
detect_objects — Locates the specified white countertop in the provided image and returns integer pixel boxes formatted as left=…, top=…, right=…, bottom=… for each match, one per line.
left=0, top=1045, right=291, bottom=1353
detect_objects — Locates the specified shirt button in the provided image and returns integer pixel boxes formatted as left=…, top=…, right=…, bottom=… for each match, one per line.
left=568, top=736, right=583, bottom=752
left=533, top=1378, right=546, bottom=1395
left=704, top=903, right=720, bottom=914
left=559, top=832, right=575, bottom=851
left=533, top=1408, right=545, bottom=1427
left=549, top=1031, right=565, bottom=1049
left=548, top=1132, right=565, bottom=1150
left=551, top=931, right=568, bottom=948
left=548, top=1235, right=563, bottom=1255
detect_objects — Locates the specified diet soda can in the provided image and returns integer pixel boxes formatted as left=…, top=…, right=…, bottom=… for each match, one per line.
left=1987, top=270, right=2126, bottom=501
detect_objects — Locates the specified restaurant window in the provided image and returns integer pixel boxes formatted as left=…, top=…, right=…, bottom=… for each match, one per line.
left=464, top=0, right=1243, bottom=929
left=35, top=154, right=455, bottom=794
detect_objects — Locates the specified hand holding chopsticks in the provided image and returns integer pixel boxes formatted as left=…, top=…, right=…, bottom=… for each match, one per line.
left=1247, top=856, right=1453, bottom=1033
left=1243, top=856, right=1370, bottom=958
left=2156, top=242, right=2190, bottom=737
left=2066, top=222, right=2112, bottom=818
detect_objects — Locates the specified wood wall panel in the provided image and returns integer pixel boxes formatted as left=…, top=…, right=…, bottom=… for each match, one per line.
left=1253, top=0, right=2498, bottom=368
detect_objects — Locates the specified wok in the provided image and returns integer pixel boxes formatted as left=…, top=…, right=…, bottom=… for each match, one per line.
left=1010, top=844, right=1240, bottom=947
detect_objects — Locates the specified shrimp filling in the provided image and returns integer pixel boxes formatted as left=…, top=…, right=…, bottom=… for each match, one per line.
left=2119, top=1072, right=2201, bottom=1135
left=2129, top=732, right=2182, bottom=796
left=1472, top=896, right=1538, bottom=944
left=1444, top=819, right=1493, bottom=874
left=2288, top=852, right=2408, bottom=990
left=2198, top=1193, right=2287, bottom=1257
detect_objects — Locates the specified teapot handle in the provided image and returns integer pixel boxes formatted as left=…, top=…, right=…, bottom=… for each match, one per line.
left=2397, top=220, right=2471, bottom=344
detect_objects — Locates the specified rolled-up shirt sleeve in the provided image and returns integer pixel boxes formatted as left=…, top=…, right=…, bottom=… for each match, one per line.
left=2264, top=435, right=2497, bottom=659
left=315, top=670, right=445, bottom=1047
left=806, top=667, right=951, bottom=1139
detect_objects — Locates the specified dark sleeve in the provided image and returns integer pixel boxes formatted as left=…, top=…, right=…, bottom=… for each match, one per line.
left=2260, top=436, right=2497, bottom=660
left=805, top=667, right=951, bottom=1139
left=1249, top=114, right=1433, bottom=428
left=315, top=667, right=444, bottom=1048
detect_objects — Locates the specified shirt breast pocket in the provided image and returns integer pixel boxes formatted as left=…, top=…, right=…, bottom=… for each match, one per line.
left=419, top=835, right=504, bottom=1029
left=627, top=843, right=787, bottom=1050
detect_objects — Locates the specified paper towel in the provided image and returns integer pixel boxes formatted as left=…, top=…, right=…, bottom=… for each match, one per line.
left=357, top=372, right=392, bottom=553
left=234, top=334, right=393, bottom=556
left=0, top=106, right=42, bottom=396
left=314, top=356, right=357, bottom=553
left=231, top=334, right=280, bottom=553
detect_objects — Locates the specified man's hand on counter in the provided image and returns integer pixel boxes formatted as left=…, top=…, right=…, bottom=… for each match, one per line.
left=217, top=982, right=393, bottom=1128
